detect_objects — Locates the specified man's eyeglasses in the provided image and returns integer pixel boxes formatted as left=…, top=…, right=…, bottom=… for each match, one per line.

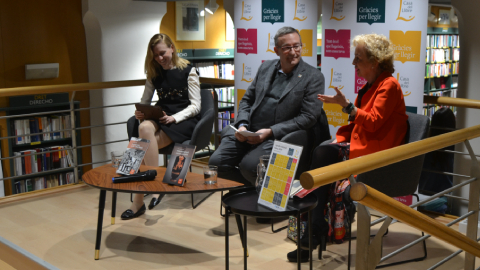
left=280, top=45, right=302, bottom=52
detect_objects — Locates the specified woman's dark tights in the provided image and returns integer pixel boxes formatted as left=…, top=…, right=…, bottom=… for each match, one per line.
left=309, top=143, right=347, bottom=235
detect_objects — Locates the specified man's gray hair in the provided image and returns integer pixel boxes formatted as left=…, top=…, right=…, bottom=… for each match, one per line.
left=274, top=26, right=302, bottom=47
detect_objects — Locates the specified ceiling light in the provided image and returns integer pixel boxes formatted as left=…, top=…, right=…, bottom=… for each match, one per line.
left=428, top=5, right=437, bottom=22
left=205, top=0, right=218, bottom=15
left=450, top=8, right=458, bottom=23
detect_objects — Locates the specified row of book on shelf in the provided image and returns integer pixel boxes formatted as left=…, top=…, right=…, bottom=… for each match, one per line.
left=426, top=48, right=460, bottom=63
left=429, top=76, right=458, bottom=90
left=213, top=87, right=235, bottom=108
left=427, top=34, right=459, bottom=48
left=218, top=111, right=234, bottom=131
left=13, top=145, right=74, bottom=176
left=424, top=89, right=457, bottom=117
left=193, top=61, right=234, bottom=80
left=425, top=62, right=459, bottom=77
left=14, top=172, right=75, bottom=194
left=424, top=105, right=457, bottom=117
left=14, top=114, right=72, bottom=145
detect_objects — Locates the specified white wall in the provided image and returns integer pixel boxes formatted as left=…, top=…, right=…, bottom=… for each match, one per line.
left=82, top=0, right=167, bottom=166
left=451, top=0, right=480, bottom=216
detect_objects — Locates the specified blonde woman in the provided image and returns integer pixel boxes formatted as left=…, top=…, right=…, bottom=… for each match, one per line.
left=121, top=33, right=201, bottom=220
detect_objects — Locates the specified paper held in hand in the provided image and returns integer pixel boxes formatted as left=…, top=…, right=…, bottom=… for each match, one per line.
left=116, top=137, right=150, bottom=175
left=229, top=125, right=262, bottom=137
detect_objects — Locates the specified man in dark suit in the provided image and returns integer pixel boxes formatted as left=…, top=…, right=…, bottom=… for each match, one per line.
left=209, top=26, right=325, bottom=185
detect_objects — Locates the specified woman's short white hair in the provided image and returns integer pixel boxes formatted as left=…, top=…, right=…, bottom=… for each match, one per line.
left=352, top=33, right=395, bottom=73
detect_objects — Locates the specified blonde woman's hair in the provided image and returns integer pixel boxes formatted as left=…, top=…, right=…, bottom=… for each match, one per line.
left=144, top=33, right=190, bottom=80
left=351, top=33, right=395, bottom=74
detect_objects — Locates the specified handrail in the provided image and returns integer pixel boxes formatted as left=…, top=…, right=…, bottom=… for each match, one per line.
left=0, top=78, right=233, bottom=98
left=0, top=80, right=146, bottom=98
left=300, top=123, right=480, bottom=189
left=350, top=182, right=480, bottom=258
left=424, top=95, right=480, bottom=110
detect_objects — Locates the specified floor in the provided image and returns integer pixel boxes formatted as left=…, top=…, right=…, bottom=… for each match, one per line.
left=0, top=181, right=478, bottom=269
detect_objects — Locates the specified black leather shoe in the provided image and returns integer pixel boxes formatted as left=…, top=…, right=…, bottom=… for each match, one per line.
left=287, top=249, right=310, bottom=263
left=148, top=194, right=165, bottom=210
left=121, top=204, right=146, bottom=220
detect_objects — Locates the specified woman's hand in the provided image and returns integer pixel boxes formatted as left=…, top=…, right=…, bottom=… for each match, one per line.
left=317, top=87, right=350, bottom=107
left=159, top=111, right=176, bottom=125
left=134, top=110, right=145, bottom=120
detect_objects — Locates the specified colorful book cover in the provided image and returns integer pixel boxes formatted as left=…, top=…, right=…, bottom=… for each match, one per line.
left=162, top=144, right=196, bottom=186
left=116, top=137, right=150, bottom=175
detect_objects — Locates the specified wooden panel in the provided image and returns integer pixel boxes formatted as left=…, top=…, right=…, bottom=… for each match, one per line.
left=0, top=0, right=89, bottom=87
left=160, top=0, right=234, bottom=50
left=0, top=1, right=4, bottom=89
left=0, top=0, right=92, bottom=175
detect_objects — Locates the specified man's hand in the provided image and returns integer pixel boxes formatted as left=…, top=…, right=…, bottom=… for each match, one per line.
left=246, top=128, right=272, bottom=145
left=234, top=126, right=248, bottom=142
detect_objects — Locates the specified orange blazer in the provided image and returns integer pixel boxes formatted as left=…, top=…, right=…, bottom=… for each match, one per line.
left=336, top=72, right=408, bottom=159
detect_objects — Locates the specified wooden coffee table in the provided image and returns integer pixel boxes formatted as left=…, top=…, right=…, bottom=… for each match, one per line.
left=82, top=164, right=244, bottom=260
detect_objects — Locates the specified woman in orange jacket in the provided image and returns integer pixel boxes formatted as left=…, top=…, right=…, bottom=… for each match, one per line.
left=288, top=33, right=408, bottom=262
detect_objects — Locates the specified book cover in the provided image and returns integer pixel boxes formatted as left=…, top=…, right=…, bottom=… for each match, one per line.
left=14, top=119, right=25, bottom=145
left=23, top=119, right=31, bottom=143
left=135, top=104, right=163, bottom=121
left=162, top=144, right=196, bottom=186
left=116, top=137, right=150, bottom=175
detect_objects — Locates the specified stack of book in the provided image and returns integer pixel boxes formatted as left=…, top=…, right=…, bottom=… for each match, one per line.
left=13, top=145, right=74, bottom=176
left=13, top=114, right=72, bottom=145
left=14, top=172, right=75, bottom=194
left=214, top=87, right=235, bottom=108
left=194, top=61, right=234, bottom=79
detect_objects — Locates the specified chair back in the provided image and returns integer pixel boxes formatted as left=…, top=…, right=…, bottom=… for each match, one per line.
left=183, top=88, right=215, bottom=150
left=356, top=112, right=430, bottom=197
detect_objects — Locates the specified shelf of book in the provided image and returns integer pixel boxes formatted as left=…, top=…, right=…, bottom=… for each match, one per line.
left=1, top=93, right=82, bottom=196
left=424, top=28, right=460, bottom=117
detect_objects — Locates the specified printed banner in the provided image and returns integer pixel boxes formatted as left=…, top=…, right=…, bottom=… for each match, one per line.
left=234, top=0, right=318, bottom=115
left=322, top=0, right=428, bottom=136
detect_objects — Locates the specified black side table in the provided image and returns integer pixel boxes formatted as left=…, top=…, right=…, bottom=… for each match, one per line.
left=222, top=189, right=318, bottom=270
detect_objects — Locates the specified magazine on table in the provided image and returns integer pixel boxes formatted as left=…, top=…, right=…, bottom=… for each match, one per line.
left=162, top=144, right=196, bottom=186
left=116, top=137, right=150, bottom=175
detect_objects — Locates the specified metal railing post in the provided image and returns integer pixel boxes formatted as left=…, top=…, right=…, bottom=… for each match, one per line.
left=463, top=140, right=480, bottom=269
left=70, top=92, right=79, bottom=183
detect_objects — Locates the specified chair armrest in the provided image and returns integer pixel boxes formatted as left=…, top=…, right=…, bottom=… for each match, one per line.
left=280, top=129, right=309, bottom=144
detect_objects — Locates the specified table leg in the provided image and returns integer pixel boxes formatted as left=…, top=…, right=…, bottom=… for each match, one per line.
left=309, top=210, right=312, bottom=270
left=297, top=212, right=301, bottom=270
left=225, top=207, right=229, bottom=270
left=95, top=190, right=106, bottom=260
left=243, top=215, right=247, bottom=270
left=111, top=192, right=117, bottom=225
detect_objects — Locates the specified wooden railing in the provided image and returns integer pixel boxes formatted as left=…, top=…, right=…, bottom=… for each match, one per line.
left=350, top=182, right=480, bottom=258
left=300, top=95, right=480, bottom=266
left=0, top=77, right=229, bottom=97
left=300, top=123, right=480, bottom=190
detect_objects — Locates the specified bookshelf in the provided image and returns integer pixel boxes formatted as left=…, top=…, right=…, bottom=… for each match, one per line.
left=178, top=48, right=236, bottom=152
left=1, top=93, right=82, bottom=195
left=424, top=27, right=459, bottom=117
left=199, top=78, right=235, bottom=150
